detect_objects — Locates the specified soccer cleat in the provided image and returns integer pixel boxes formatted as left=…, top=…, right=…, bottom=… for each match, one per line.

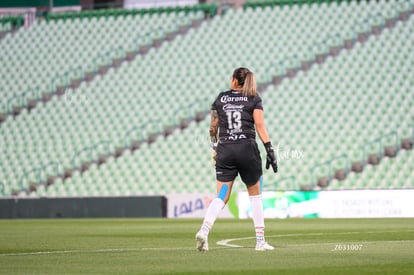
left=195, top=231, right=209, bottom=251
left=255, top=242, right=275, bottom=251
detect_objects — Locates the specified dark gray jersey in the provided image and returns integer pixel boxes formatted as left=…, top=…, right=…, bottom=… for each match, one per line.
left=211, top=90, right=263, bottom=144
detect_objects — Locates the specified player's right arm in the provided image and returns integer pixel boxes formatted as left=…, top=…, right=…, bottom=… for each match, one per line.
left=210, top=109, right=219, bottom=144
left=210, top=109, right=219, bottom=165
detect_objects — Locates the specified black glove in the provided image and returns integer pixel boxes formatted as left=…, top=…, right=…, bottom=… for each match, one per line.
left=264, top=142, right=278, bottom=173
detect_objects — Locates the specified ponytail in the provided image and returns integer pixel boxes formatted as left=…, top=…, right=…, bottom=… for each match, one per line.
left=242, top=71, right=257, bottom=97
left=232, top=67, right=257, bottom=97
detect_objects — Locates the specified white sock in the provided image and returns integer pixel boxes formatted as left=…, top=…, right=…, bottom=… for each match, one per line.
left=250, top=194, right=265, bottom=244
left=200, top=198, right=225, bottom=235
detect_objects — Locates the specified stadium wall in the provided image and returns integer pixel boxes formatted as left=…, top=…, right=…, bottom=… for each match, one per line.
left=0, top=196, right=167, bottom=218
left=234, top=190, right=414, bottom=219
left=165, top=190, right=414, bottom=219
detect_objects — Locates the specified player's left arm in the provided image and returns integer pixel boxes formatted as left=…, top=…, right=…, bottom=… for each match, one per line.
left=254, top=109, right=277, bottom=173
left=253, top=109, right=270, bottom=144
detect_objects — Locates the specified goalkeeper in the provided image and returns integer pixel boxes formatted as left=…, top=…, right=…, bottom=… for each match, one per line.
left=196, top=67, right=278, bottom=251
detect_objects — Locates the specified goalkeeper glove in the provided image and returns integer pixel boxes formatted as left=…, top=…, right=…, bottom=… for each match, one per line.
left=264, top=141, right=278, bottom=173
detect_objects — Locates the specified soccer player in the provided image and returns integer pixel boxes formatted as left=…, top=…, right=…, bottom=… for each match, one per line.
left=195, top=67, right=278, bottom=251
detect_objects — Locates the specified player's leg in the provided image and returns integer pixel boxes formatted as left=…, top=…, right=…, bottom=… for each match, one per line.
left=239, top=141, right=274, bottom=251
left=202, top=180, right=234, bottom=233
left=196, top=180, right=234, bottom=251
left=196, top=143, right=237, bottom=251
left=246, top=178, right=274, bottom=251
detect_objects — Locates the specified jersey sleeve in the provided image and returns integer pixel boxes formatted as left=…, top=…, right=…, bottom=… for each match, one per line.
left=254, top=95, right=264, bottom=110
left=211, top=92, right=223, bottom=111
left=211, top=100, right=217, bottom=111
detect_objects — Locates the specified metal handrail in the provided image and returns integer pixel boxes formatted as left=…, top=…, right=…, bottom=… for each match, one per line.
left=18, top=167, right=40, bottom=189
left=6, top=94, right=23, bottom=113
left=72, top=146, right=94, bottom=169
left=22, top=86, right=41, bottom=103
left=108, top=46, right=126, bottom=60
left=65, top=66, right=84, bottom=82
left=91, top=140, right=112, bottom=157
left=364, top=12, right=386, bottom=28
left=71, top=141, right=111, bottom=169
left=38, top=162, right=61, bottom=183
left=124, top=119, right=163, bottom=147
left=50, top=72, right=70, bottom=93
left=310, top=154, right=349, bottom=187
left=362, top=130, right=399, bottom=165
left=322, top=33, right=343, bottom=48
left=92, top=51, right=112, bottom=71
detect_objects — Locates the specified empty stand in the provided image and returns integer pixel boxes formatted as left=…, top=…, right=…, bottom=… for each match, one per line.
left=1, top=0, right=413, bottom=196
left=0, top=7, right=208, bottom=119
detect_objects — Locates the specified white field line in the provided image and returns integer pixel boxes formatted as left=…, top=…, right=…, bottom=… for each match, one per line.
left=216, top=230, right=414, bottom=248
left=1, top=230, right=413, bottom=257
left=0, top=247, right=194, bottom=257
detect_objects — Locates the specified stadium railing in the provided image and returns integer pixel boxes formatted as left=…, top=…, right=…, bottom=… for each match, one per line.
left=45, top=3, right=218, bottom=22
left=0, top=15, right=24, bottom=30
left=244, top=0, right=351, bottom=9
left=17, top=162, right=60, bottom=192
left=306, top=123, right=413, bottom=190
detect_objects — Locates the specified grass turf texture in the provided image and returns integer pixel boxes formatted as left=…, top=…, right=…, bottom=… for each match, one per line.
left=0, top=218, right=413, bottom=274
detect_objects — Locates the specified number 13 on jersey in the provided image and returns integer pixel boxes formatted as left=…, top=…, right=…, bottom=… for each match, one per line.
left=226, top=111, right=242, bottom=130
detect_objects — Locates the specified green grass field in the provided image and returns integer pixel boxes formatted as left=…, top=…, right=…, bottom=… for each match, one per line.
left=0, top=218, right=413, bottom=274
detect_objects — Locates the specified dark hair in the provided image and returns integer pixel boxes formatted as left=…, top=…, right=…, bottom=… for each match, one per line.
left=232, top=67, right=257, bottom=97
